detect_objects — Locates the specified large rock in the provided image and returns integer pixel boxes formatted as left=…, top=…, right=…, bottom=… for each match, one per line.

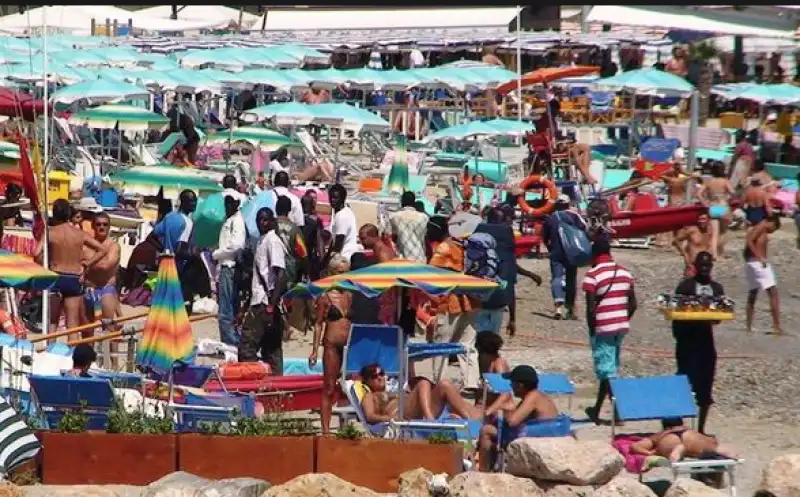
left=760, top=454, right=800, bottom=497
left=594, top=477, right=656, bottom=497
left=539, top=483, right=594, bottom=497
left=664, top=478, right=726, bottom=497
left=21, top=487, right=131, bottom=497
left=260, top=473, right=380, bottom=497
left=142, top=471, right=269, bottom=497
left=398, top=468, right=433, bottom=497
left=0, top=484, right=23, bottom=497
left=505, top=438, right=624, bottom=486
left=448, top=472, right=545, bottom=497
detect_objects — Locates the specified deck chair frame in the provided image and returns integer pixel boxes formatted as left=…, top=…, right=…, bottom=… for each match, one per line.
left=609, top=375, right=743, bottom=497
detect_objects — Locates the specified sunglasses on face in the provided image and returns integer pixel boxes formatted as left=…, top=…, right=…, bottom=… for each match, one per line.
left=368, top=370, right=386, bottom=380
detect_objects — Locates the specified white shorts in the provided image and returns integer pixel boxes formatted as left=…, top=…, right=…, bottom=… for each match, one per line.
left=745, top=261, right=776, bottom=291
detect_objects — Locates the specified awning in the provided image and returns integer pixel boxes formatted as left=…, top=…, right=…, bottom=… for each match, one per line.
left=259, top=7, right=520, bottom=31
left=586, top=6, right=796, bottom=39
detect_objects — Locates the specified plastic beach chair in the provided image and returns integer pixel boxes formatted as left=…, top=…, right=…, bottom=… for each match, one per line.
left=589, top=92, right=615, bottom=125
left=339, top=324, right=478, bottom=441
left=29, top=375, right=116, bottom=430
left=610, top=375, right=743, bottom=496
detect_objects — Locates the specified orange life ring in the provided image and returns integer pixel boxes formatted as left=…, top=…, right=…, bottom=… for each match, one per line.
left=517, top=175, right=557, bottom=216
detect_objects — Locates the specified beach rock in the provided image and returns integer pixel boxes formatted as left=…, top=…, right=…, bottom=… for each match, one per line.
left=21, top=486, right=126, bottom=497
left=398, top=468, right=433, bottom=497
left=143, top=471, right=269, bottom=497
left=594, top=477, right=656, bottom=497
left=760, top=454, right=800, bottom=497
left=505, top=437, right=624, bottom=486
left=260, top=473, right=380, bottom=497
left=537, top=482, right=594, bottom=497
left=448, top=472, right=544, bottom=496
left=0, top=484, right=23, bottom=497
left=664, top=478, right=726, bottom=497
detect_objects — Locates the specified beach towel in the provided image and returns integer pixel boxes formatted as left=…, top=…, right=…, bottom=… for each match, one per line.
left=612, top=434, right=667, bottom=473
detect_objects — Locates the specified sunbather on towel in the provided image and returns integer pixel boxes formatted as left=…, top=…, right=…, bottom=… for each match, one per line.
left=359, top=363, right=480, bottom=423
left=630, top=417, right=737, bottom=463
left=478, top=365, right=559, bottom=472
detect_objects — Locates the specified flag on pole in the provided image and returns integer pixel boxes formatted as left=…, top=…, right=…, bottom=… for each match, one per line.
left=13, top=134, right=44, bottom=240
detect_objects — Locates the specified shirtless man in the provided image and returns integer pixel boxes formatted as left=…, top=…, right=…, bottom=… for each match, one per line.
left=744, top=213, right=783, bottom=335
left=1, top=184, right=23, bottom=228
left=358, top=224, right=394, bottom=262
left=478, top=365, right=559, bottom=471
left=83, top=213, right=122, bottom=338
left=631, top=417, right=737, bottom=463
left=673, top=213, right=713, bottom=275
left=663, top=162, right=700, bottom=207
left=359, top=363, right=480, bottom=423
left=34, top=199, right=110, bottom=336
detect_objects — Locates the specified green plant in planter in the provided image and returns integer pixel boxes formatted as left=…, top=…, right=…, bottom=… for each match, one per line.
left=335, top=422, right=364, bottom=441
left=56, top=400, right=89, bottom=433
left=106, top=398, right=175, bottom=435
left=229, top=410, right=313, bottom=437
left=426, top=432, right=457, bottom=445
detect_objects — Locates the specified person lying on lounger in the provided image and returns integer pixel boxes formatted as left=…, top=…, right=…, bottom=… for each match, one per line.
left=358, top=363, right=481, bottom=423
left=478, top=365, right=559, bottom=472
left=630, top=417, right=738, bottom=463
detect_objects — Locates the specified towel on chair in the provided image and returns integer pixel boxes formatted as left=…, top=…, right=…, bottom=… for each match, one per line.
left=612, top=434, right=667, bottom=473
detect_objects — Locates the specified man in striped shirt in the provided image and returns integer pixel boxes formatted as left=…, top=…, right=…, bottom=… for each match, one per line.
left=582, top=239, right=637, bottom=424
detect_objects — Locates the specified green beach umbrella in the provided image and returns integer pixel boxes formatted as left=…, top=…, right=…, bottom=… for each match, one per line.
left=386, top=135, right=410, bottom=194
left=207, top=125, right=300, bottom=148
left=193, top=192, right=226, bottom=249
left=108, top=164, right=222, bottom=198
left=68, top=104, right=169, bottom=131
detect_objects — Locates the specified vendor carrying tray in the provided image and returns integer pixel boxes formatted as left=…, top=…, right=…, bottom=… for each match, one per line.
left=661, top=309, right=735, bottom=321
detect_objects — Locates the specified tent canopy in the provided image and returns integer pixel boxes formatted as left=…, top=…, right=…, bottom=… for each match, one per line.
left=259, top=7, right=520, bottom=31
left=137, top=5, right=261, bottom=29
left=586, top=6, right=796, bottom=39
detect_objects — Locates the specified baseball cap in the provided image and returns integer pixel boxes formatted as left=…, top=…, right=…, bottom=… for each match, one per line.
left=502, top=365, right=539, bottom=389
left=556, top=193, right=571, bottom=204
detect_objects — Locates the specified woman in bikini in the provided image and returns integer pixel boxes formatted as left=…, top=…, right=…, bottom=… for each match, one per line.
left=631, top=417, right=737, bottom=463
left=695, top=162, right=734, bottom=260
left=309, top=255, right=352, bottom=434
left=475, top=331, right=510, bottom=410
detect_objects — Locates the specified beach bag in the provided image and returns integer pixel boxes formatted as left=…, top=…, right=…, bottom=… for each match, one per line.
left=275, top=218, right=307, bottom=287
left=234, top=236, right=258, bottom=292
left=555, top=211, right=592, bottom=267
left=464, top=232, right=503, bottom=303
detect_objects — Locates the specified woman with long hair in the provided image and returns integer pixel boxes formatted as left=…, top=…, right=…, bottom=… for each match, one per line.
left=309, top=255, right=352, bottom=434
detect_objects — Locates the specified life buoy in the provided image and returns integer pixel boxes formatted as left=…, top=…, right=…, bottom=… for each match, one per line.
left=517, top=175, right=557, bottom=216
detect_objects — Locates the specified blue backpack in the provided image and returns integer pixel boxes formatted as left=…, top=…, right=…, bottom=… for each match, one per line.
left=464, top=232, right=504, bottom=302
left=555, top=211, right=592, bottom=267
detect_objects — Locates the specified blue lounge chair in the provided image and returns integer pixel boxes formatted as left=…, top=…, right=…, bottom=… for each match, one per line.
left=29, top=376, right=116, bottom=430
left=340, top=324, right=479, bottom=441
left=610, top=375, right=743, bottom=496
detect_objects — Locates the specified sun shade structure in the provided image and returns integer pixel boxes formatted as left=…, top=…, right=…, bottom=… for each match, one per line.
left=285, top=259, right=499, bottom=299
left=108, top=165, right=223, bottom=198
left=495, top=66, right=600, bottom=95
left=243, top=102, right=344, bottom=126
left=0, top=250, right=58, bottom=290
left=68, top=104, right=169, bottom=131
left=592, top=67, right=695, bottom=97
left=386, top=136, right=410, bottom=194
left=424, top=120, right=522, bottom=143
left=49, top=78, right=150, bottom=105
left=715, top=83, right=800, bottom=106
left=135, top=254, right=195, bottom=374
left=206, top=126, right=300, bottom=147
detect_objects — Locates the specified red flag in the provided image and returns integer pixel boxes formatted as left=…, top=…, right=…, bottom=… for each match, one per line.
left=13, top=133, right=44, bottom=240
left=633, top=159, right=673, bottom=181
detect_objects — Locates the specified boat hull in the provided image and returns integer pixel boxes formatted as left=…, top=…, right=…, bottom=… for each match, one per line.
left=608, top=204, right=708, bottom=238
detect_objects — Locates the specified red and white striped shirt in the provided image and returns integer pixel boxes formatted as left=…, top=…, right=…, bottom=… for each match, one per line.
left=582, top=255, right=634, bottom=335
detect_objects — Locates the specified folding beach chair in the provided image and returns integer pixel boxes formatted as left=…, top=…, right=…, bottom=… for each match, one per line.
left=339, top=324, right=478, bottom=441
left=29, top=376, right=116, bottom=430
left=589, top=92, right=615, bottom=125
left=481, top=372, right=575, bottom=472
left=610, top=375, right=743, bottom=496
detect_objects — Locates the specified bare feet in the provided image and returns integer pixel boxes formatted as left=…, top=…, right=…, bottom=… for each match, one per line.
left=766, top=328, right=789, bottom=336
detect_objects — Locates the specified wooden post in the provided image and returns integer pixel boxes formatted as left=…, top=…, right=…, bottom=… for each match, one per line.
left=112, top=19, right=118, bottom=37
left=128, top=18, right=133, bottom=34
left=90, top=18, right=96, bottom=36
left=105, top=18, right=111, bottom=38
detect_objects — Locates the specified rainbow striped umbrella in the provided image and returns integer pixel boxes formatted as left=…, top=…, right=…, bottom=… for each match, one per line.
left=0, top=250, right=58, bottom=290
left=385, top=135, right=409, bottom=194
left=285, top=259, right=499, bottom=299
left=136, top=255, right=195, bottom=374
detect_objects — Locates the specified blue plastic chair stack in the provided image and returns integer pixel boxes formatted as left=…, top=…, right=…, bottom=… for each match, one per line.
left=340, top=324, right=480, bottom=441
left=610, top=375, right=742, bottom=496
left=589, top=92, right=614, bottom=124
left=29, top=376, right=116, bottom=430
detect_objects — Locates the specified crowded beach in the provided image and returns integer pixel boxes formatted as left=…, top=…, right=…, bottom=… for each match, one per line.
left=0, top=5, right=798, bottom=495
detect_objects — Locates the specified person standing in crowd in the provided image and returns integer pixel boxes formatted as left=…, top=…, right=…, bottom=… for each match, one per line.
left=582, top=239, right=637, bottom=424
left=429, top=225, right=480, bottom=391
left=358, top=224, right=394, bottom=264
left=666, top=46, right=689, bottom=78
left=240, top=207, right=287, bottom=374
left=301, top=193, right=324, bottom=282
left=673, top=252, right=724, bottom=434
left=729, top=130, right=756, bottom=192
left=221, top=174, right=247, bottom=206
left=83, top=212, right=121, bottom=326
left=34, top=199, right=110, bottom=334
left=695, top=162, right=734, bottom=260
left=672, top=213, right=712, bottom=277
left=473, top=207, right=517, bottom=335
left=542, top=195, right=587, bottom=320
left=309, top=255, right=352, bottom=435
left=1, top=183, right=23, bottom=228
left=212, top=193, right=246, bottom=347
left=744, top=212, right=783, bottom=335
left=388, top=191, right=428, bottom=263
left=274, top=195, right=308, bottom=288
left=326, top=184, right=360, bottom=264
left=269, top=172, right=304, bottom=228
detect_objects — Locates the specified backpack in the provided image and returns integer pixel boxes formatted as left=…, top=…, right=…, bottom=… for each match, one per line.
left=234, top=235, right=258, bottom=296
left=555, top=211, right=592, bottom=267
left=463, top=232, right=502, bottom=302
left=275, top=218, right=306, bottom=287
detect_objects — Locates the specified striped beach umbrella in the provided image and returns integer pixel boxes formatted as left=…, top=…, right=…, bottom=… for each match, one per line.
left=285, top=259, right=499, bottom=299
left=208, top=126, right=301, bottom=147
left=108, top=164, right=222, bottom=198
left=0, top=396, right=41, bottom=476
left=68, top=104, right=169, bottom=131
left=0, top=249, right=58, bottom=290
left=0, top=141, right=21, bottom=160
left=135, top=254, right=195, bottom=374
left=385, top=135, right=410, bottom=194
